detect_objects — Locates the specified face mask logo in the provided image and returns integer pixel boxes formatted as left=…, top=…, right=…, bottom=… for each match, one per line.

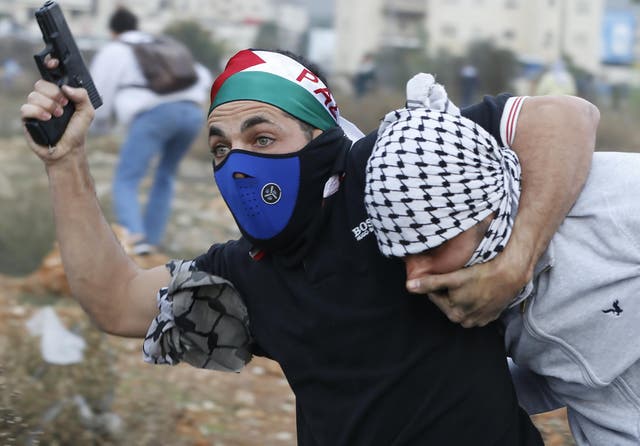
left=261, top=183, right=282, bottom=205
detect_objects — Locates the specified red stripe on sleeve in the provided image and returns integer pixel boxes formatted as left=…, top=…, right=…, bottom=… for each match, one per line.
left=506, top=96, right=524, bottom=146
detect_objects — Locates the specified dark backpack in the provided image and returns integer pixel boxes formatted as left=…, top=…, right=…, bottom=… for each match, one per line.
left=124, top=35, right=198, bottom=94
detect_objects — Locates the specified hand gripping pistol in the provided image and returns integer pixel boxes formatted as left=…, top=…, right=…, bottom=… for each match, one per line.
left=24, top=1, right=102, bottom=146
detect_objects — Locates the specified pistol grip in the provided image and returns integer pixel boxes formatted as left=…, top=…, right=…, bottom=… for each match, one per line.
left=24, top=101, right=75, bottom=146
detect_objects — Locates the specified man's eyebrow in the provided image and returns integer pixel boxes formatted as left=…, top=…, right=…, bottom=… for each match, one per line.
left=241, top=115, right=276, bottom=132
left=209, top=126, right=225, bottom=138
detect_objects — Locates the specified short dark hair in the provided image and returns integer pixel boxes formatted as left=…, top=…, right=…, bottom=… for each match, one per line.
left=109, top=7, right=138, bottom=34
left=296, top=118, right=316, bottom=141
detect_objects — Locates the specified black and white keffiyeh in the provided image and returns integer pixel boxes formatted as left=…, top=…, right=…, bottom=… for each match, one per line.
left=143, top=259, right=253, bottom=372
left=365, top=107, right=521, bottom=266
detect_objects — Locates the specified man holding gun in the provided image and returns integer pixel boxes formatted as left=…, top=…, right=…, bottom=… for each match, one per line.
left=20, top=12, right=598, bottom=442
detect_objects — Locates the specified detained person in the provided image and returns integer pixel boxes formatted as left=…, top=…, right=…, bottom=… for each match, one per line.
left=364, top=100, right=638, bottom=445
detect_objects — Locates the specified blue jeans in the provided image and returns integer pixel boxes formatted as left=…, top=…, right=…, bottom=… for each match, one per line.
left=113, top=101, right=203, bottom=246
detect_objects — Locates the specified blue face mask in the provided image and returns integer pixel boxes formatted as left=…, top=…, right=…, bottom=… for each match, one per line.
left=213, top=128, right=347, bottom=255
left=214, top=150, right=301, bottom=241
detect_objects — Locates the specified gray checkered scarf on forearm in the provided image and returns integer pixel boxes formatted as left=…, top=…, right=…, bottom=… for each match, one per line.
left=364, top=107, right=521, bottom=265
left=143, top=259, right=253, bottom=372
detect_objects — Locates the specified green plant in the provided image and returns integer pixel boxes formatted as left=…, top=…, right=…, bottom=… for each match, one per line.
left=465, top=39, right=518, bottom=96
left=253, top=22, right=280, bottom=51
left=164, top=20, right=225, bottom=72
left=0, top=150, right=55, bottom=275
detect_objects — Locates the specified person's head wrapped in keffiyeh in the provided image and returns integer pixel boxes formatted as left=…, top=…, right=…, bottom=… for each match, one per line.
left=364, top=107, right=521, bottom=266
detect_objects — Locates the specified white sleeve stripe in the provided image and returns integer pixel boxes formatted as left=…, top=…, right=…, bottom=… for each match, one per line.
left=500, top=96, right=528, bottom=147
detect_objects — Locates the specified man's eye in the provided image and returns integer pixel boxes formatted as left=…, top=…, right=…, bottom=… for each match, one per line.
left=212, top=145, right=230, bottom=159
left=256, top=136, right=273, bottom=146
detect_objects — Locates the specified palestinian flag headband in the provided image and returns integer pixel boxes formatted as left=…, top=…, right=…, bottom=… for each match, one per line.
left=209, top=49, right=340, bottom=131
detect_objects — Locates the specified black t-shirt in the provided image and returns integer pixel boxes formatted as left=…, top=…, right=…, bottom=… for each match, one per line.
left=196, top=95, right=542, bottom=445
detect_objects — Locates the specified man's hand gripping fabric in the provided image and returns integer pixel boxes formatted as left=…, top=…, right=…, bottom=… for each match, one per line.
left=393, top=73, right=522, bottom=328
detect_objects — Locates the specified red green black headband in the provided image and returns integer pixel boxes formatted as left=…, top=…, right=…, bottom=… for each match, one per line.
left=209, top=50, right=340, bottom=131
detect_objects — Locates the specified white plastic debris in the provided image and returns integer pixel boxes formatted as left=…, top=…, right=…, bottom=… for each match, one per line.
left=26, top=306, right=86, bottom=365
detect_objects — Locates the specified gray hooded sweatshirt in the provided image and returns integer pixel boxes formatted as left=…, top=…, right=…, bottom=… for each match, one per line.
left=504, top=151, right=640, bottom=445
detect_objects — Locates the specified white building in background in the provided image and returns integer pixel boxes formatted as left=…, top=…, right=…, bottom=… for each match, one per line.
left=335, top=0, right=426, bottom=75
left=334, top=0, right=640, bottom=83
left=426, top=0, right=604, bottom=74
left=0, top=0, right=99, bottom=40
left=308, top=27, right=336, bottom=73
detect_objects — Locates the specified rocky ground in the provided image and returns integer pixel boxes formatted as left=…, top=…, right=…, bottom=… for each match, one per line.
left=0, top=136, right=575, bottom=445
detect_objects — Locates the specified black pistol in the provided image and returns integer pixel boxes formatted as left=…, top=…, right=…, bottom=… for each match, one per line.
left=25, top=0, right=102, bottom=147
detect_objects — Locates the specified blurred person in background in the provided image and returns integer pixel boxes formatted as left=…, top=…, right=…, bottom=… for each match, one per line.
left=352, top=52, right=377, bottom=98
left=20, top=48, right=599, bottom=445
left=459, top=62, right=478, bottom=107
left=90, top=6, right=212, bottom=255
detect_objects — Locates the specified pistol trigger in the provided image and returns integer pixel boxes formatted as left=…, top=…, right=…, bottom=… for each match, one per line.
left=34, top=47, right=65, bottom=82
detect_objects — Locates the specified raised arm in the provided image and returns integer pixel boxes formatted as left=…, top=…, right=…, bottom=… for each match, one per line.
left=504, top=95, right=598, bottom=281
left=407, top=94, right=599, bottom=327
left=20, top=77, right=168, bottom=337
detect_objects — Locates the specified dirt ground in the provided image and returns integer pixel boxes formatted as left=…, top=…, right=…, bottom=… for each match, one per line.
left=0, top=285, right=575, bottom=446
